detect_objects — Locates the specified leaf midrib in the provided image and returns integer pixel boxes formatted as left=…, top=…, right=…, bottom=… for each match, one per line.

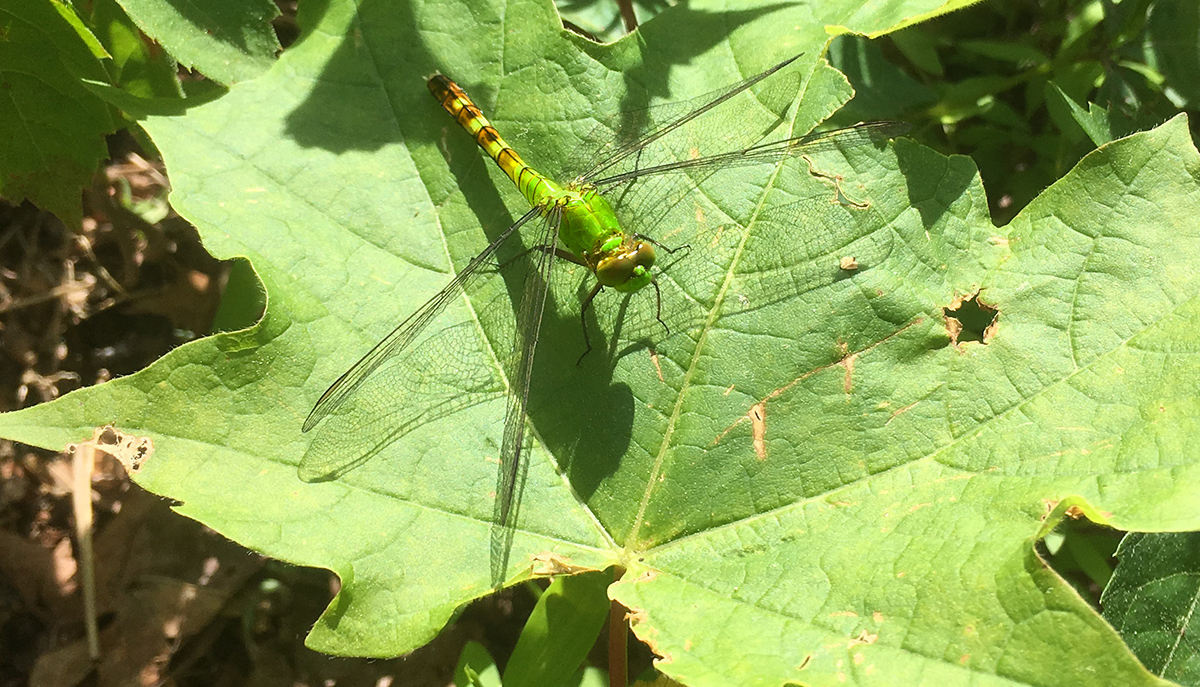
left=625, top=61, right=811, bottom=555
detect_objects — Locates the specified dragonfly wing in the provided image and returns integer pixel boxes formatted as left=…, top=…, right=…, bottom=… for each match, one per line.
left=579, top=54, right=805, bottom=183
left=490, top=205, right=561, bottom=581
left=592, top=121, right=912, bottom=188
left=300, top=205, right=543, bottom=476
left=299, top=322, right=503, bottom=481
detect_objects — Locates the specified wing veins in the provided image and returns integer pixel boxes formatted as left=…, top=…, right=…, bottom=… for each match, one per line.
left=593, top=121, right=911, bottom=188
left=579, top=54, right=804, bottom=182
left=304, top=205, right=544, bottom=432
left=495, top=206, right=561, bottom=530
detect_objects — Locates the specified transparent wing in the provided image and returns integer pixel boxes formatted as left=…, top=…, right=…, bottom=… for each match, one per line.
left=576, top=54, right=805, bottom=183
left=575, top=118, right=912, bottom=361
left=564, top=56, right=909, bottom=307
left=299, top=322, right=503, bottom=481
left=591, top=121, right=912, bottom=189
left=490, top=206, right=561, bottom=584
left=302, top=206, right=543, bottom=437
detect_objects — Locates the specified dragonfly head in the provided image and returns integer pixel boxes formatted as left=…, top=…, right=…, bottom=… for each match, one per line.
left=595, top=239, right=656, bottom=293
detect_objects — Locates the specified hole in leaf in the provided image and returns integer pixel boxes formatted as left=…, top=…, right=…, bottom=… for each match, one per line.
left=943, top=291, right=998, bottom=346
left=1038, top=514, right=1122, bottom=609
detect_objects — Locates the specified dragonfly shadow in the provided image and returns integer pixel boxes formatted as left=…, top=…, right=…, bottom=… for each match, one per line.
left=532, top=290, right=638, bottom=504
left=438, top=140, right=637, bottom=550
left=488, top=241, right=638, bottom=521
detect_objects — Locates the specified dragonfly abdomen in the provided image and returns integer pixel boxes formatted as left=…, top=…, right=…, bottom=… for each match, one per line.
left=427, top=75, right=557, bottom=208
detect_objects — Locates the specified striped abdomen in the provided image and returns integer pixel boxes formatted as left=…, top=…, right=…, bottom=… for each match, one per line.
left=427, top=75, right=555, bottom=207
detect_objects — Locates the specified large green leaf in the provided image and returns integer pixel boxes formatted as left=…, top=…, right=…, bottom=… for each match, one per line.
left=2, top=0, right=1198, bottom=684
left=608, top=110, right=1200, bottom=687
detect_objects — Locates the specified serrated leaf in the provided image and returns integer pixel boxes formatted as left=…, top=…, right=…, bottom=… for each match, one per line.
left=1047, top=81, right=1115, bottom=146
left=114, top=0, right=280, bottom=85
left=89, top=0, right=183, bottom=101
left=608, top=112, right=1200, bottom=687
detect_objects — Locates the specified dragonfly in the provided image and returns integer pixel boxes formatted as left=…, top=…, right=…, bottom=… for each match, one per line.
left=300, top=53, right=910, bottom=537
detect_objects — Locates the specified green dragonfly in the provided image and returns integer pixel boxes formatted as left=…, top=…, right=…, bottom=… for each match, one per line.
left=300, top=54, right=910, bottom=534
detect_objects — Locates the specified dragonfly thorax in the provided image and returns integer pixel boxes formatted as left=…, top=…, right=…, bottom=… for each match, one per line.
left=547, top=187, right=656, bottom=293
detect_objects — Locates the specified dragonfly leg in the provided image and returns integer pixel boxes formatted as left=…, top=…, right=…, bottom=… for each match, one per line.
left=633, top=232, right=689, bottom=254
left=497, top=244, right=584, bottom=271
left=576, top=282, right=603, bottom=366
left=650, top=278, right=670, bottom=336
left=547, top=246, right=587, bottom=265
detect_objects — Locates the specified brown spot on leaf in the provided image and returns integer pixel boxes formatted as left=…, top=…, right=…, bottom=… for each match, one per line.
left=749, top=402, right=766, bottom=460
left=849, top=630, right=878, bottom=646
left=804, top=155, right=871, bottom=209
left=841, top=353, right=856, bottom=395
left=712, top=320, right=925, bottom=453
left=70, top=425, right=154, bottom=475
left=849, top=629, right=878, bottom=648
left=648, top=347, right=663, bottom=382
left=1042, top=499, right=1059, bottom=520
left=529, top=553, right=598, bottom=577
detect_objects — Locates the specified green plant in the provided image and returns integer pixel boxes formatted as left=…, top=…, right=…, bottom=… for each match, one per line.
left=3, top=0, right=1200, bottom=685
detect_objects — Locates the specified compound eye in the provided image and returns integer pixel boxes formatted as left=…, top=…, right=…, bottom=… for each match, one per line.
left=596, top=255, right=635, bottom=287
left=633, top=242, right=656, bottom=269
